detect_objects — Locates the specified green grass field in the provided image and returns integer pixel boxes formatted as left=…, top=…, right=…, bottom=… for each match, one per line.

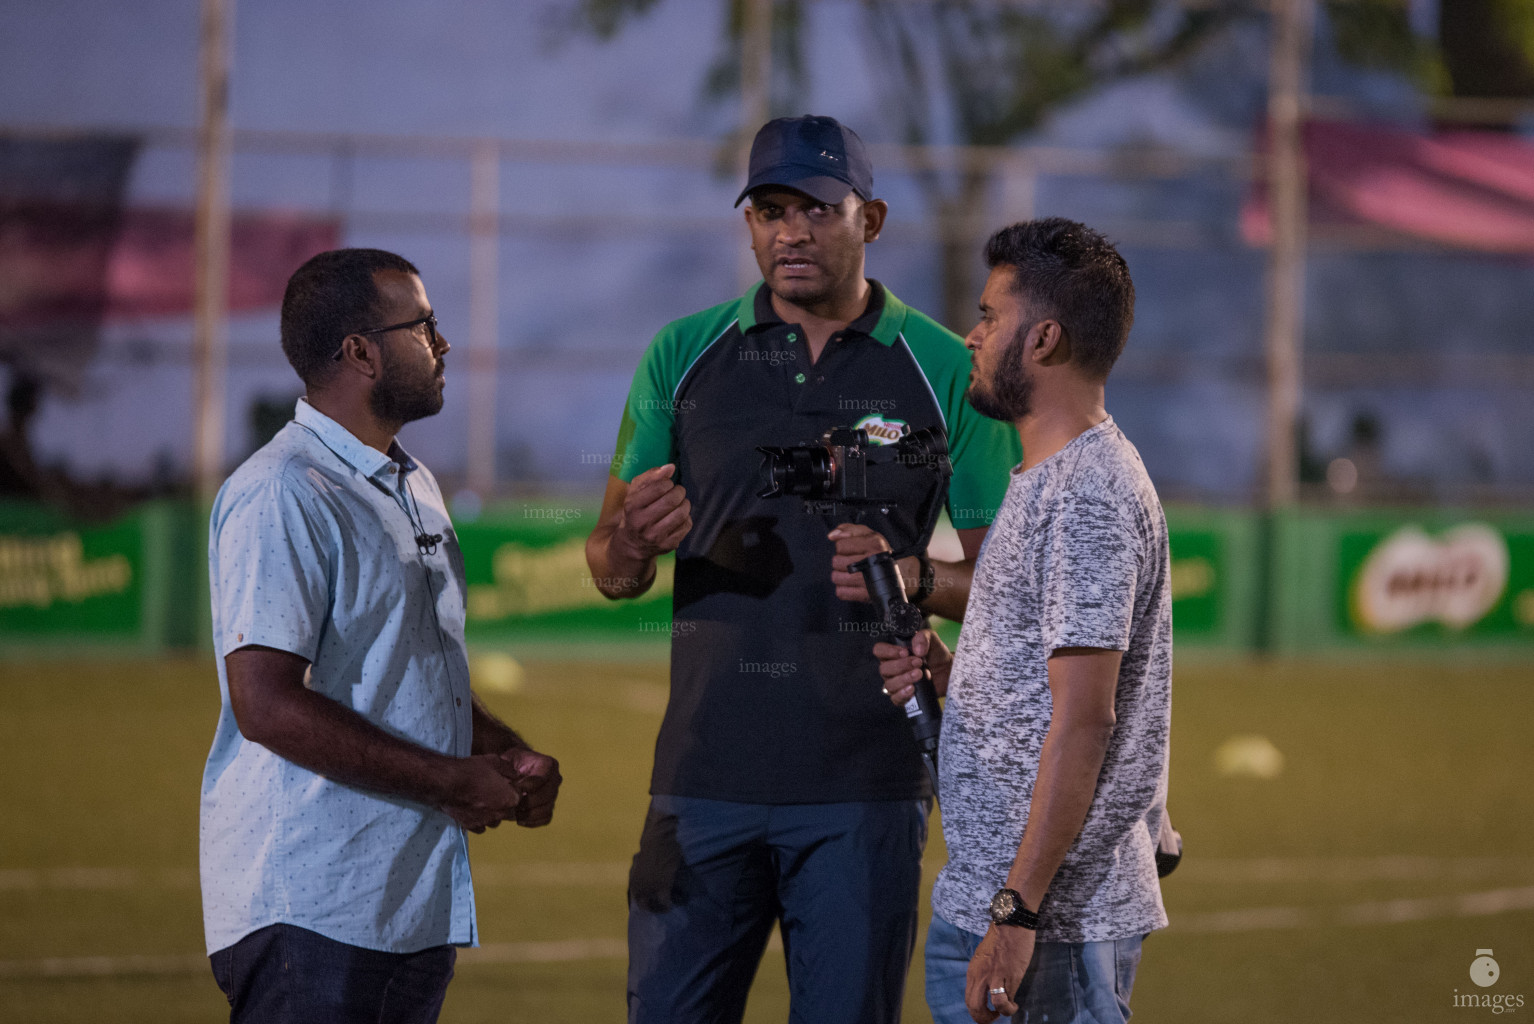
left=1, top=652, right=1531, bottom=1023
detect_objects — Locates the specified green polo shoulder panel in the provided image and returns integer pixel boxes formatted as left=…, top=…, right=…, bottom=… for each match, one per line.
left=891, top=298, right=1021, bottom=530
left=611, top=295, right=746, bottom=482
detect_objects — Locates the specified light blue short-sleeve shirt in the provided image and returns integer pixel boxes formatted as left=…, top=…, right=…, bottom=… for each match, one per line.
left=200, top=398, right=477, bottom=955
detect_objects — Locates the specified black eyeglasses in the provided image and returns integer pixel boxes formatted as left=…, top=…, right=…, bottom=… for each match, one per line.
left=331, top=314, right=439, bottom=361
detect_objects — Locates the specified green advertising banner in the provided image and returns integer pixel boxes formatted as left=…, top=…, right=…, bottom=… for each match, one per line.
left=456, top=503, right=675, bottom=645
left=455, top=503, right=1268, bottom=651
left=1271, top=510, right=1534, bottom=651
left=1164, top=506, right=1263, bottom=650
left=0, top=500, right=198, bottom=652
left=3, top=497, right=1526, bottom=657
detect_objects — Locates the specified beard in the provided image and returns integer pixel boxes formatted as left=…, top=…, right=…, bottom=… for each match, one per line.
left=965, top=326, right=1033, bottom=422
left=369, top=344, right=444, bottom=425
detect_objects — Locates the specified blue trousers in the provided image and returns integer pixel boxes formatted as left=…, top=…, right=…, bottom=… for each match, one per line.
left=626, top=794, right=930, bottom=1024
left=209, top=923, right=455, bottom=1024
left=924, top=913, right=1142, bottom=1024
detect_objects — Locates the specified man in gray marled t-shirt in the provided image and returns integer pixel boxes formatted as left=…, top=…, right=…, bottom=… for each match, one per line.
left=934, top=414, right=1172, bottom=946
left=878, top=219, right=1171, bottom=1024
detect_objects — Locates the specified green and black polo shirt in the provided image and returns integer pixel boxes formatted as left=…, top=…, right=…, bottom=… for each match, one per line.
left=612, top=280, right=1020, bottom=803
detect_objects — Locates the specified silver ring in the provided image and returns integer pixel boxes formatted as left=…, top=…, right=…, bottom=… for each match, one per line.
left=990, top=987, right=1008, bottom=995
left=881, top=687, right=890, bottom=695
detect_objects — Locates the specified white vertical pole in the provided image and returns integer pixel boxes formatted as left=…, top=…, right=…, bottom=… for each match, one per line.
left=738, top=0, right=772, bottom=291
left=1262, top=0, right=1313, bottom=507
left=1002, top=155, right=1035, bottom=222
left=192, top=0, right=233, bottom=502
left=467, top=141, right=500, bottom=498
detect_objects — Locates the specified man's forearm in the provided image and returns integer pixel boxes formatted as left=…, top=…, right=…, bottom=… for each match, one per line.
left=914, top=555, right=974, bottom=621
left=585, top=524, right=658, bottom=599
left=1005, top=716, right=1115, bottom=909
left=471, top=693, right=528, bottom=755
left=239, top=683, right=461, bottom=809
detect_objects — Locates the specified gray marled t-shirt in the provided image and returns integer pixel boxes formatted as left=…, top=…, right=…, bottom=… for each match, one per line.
left=931, top=416, right=1172, bottom=942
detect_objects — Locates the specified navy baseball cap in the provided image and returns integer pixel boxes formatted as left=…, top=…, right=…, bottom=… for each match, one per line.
left=734, top=115, right=874, bottom=208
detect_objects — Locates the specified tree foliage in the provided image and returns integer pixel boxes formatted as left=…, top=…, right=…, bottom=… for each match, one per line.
left=1326, top=0, right=1444, bottom=89
left=1325, top=0, right=1534, bottom=107
left=570, top=0, right=1534, bottom=324
left=572, top=0, right=1244, bottom=328
left=1438, top=0, right=1534, bottom=102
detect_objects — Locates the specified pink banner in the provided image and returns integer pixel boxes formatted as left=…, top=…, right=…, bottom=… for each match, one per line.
left=104, top=207, right=340, bottom=320
left=1244, top=119, right=1534, bottom=252
left=0, top=203, right=339, bottom=328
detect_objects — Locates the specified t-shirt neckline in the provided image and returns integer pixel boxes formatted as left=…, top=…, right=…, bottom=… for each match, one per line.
left=1014, top=414, right=1116, bottom=478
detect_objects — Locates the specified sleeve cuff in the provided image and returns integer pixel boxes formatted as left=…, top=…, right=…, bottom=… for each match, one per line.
left=216, top=626, right=316, bottom=663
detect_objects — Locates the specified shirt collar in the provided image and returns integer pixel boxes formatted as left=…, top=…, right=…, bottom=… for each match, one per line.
left=736, top=278, right=908, bottom=347
left=294, top=398, right=418, bottom=482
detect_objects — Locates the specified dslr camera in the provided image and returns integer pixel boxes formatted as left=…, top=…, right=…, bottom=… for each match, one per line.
left=757, top=424, right=952, bottom=791
left=756, top=425, right=950, bottom=557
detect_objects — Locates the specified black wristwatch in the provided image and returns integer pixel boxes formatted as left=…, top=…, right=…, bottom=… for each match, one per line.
left=989, top=888, right=1040, bottom=929
left=910, top=552, right=936, bottom=605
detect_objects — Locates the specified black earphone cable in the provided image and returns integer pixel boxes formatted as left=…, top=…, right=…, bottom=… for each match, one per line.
left=295, top=420, right=441, bottom=557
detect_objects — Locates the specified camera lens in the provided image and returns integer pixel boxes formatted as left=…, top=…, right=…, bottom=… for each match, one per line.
left=757, top=444, right=835, bottom=499
left=898, top=426, right=949, bottom=463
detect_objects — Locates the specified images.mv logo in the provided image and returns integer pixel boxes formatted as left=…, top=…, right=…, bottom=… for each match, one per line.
left=1454, top=949, right=1524, bottom=1015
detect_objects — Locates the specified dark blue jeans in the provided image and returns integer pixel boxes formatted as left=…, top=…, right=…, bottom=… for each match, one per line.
left=209, top=923, right=456, bottom=1024
left=925, top=913, right=1142, bottom=1024
left=626, top=795, right=930, bottom=1024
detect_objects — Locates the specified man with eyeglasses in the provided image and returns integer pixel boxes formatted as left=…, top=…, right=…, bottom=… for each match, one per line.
left=200, top=248, right=562, bottom=1024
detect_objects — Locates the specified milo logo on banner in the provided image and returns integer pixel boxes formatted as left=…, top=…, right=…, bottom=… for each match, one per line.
left=1350, top=524, right=1510, bottom=634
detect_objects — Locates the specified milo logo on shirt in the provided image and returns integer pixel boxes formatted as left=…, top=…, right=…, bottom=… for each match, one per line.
left=852, top=414, right=909, bottom=446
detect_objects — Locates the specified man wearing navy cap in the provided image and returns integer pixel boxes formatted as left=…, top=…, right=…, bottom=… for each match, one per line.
left=586, top=116, right=1019, bottom=1023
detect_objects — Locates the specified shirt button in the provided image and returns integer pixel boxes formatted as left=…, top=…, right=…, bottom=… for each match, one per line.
left=787, top=332, right=798, bottom=342
left=455, top=698, right=462, bottom=707
left=794, top=373, right=806, bottom=384
left=816, top=375, right=825, bottom=383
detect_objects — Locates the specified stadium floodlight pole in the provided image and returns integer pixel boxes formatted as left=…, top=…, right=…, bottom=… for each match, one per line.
left=736, top=0, right=772, bottom=292
left=1261, top=0, right=1313, bottom=509
left=467, top=140, right=500, bottom=499
left=192, top=0, right=233, bottom=505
